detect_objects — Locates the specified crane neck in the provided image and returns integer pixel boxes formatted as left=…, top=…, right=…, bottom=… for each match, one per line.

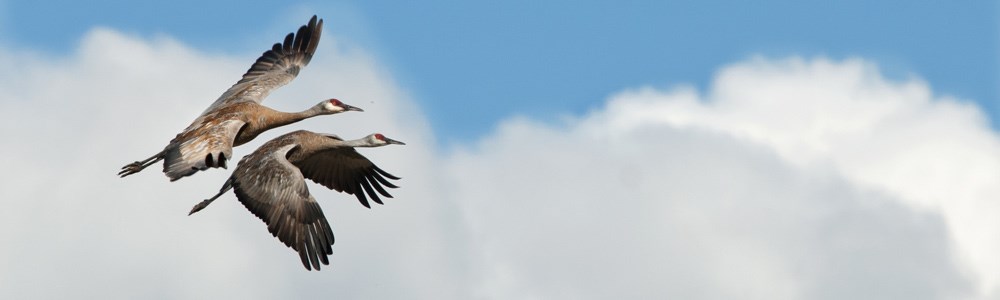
left=268, top=106, right=326, bottom=128
left=234, top=106, right=329, bottom=147
left=339, top=137, right=379, bottom=148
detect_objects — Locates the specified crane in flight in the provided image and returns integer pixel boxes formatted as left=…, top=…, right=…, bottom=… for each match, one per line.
left=119, top=15, right=363, bottom=181
left=188, top=130, right=405, bottom=270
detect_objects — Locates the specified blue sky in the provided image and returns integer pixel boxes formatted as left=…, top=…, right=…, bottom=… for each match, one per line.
left=1, top=0, right=996, bottom=142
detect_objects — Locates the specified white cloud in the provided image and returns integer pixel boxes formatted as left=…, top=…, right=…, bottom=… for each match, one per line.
left=445, top=57, right=998, bottom=299
left=0, top=27, right=996, bottom=300
left=448, top=106, right=973, bottom=299
left=595, top=57, right=1000, bottom=296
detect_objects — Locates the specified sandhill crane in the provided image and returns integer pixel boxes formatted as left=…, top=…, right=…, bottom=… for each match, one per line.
left=188, top=130, right=405, bottom=270
left=118, top=15, right=363, bottom=181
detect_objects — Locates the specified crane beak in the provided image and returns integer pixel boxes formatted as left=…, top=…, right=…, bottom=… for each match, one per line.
left=342, top=104, right=364, bottom=112
left=385, top=137, right=406, bottom=145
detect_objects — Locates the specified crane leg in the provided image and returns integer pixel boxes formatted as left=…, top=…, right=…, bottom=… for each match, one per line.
left=189, top=178, right=234, bottom=215
left=118, top=151, right=164, bottom=178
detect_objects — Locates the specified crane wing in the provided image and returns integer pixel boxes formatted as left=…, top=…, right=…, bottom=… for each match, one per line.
left=232, top=144, right=335, bottom=271
left=293, top=147, right=401, bottom=209
left=162, top=119, right=244, bottom=181
left=201, top=15, right=323, bottom=114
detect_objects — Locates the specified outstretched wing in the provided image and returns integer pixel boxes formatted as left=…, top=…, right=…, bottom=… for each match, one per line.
left=202, top=15, right=323, bottom=114
left=293, top=147, right=401, bottom=209
left=163, top=119, right=244, bottom=181
left=232, top=144, right=335, bottom=271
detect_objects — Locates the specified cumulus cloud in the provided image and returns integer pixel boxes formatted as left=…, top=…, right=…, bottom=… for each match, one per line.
left=595, top=57, right=1000, bottom=296
left=447, top=72, right=981, bottom=299
left=0, top=26, right=997, bottom=300
left=445, top=58, right=998, bottom=299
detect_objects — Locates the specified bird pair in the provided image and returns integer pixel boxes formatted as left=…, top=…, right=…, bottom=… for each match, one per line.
left=118, top=15, right=403, bottom=271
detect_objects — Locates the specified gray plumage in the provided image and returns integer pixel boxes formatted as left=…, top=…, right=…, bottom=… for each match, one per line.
left=188, top=130, right=405, bottom=271
left=119, top=15, right=363, bottom=181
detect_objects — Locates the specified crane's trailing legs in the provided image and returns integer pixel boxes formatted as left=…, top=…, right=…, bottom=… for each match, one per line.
left=189, top=178, right=234, bottom=215
left=119, top=151, right=165, bottom=178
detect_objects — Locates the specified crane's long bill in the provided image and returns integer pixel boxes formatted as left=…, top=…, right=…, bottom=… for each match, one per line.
left=385, top=137, right=405, bottom=145
left=344, top=104, right=363, bottom=112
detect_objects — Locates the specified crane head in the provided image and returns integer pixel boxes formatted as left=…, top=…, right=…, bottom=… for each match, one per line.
left=321, top=98, right=364, bottom=113
left=372, top=133, right=405, bottom=146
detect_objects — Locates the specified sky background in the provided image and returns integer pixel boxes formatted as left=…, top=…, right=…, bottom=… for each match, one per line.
left=1, top=1, right=999, bottom=299
left=1, top=1, right=996, bottom=142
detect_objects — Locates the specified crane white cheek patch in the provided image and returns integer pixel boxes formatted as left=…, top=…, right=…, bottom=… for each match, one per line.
left=323, top=102, right=343, bottom=112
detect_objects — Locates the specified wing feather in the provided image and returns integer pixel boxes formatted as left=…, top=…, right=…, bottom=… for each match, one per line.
left=231, top=143, right=334, bottom=270
left=163, top=119, right=244, bottom=181
left=369, top=168, right=398, bottom=189
left=201, top=16, right=323, bottom=114
left=365, top=169, right=393, bottom=197
left=293, top=147, right=401, bottom=209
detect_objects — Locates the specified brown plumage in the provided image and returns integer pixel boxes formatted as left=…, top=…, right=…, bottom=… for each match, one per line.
left=188, top=130, right=405, bottom=271
left=119, top=15, right=363, bottom=181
